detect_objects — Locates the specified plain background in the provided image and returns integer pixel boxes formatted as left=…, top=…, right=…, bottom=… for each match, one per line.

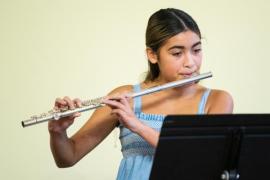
left=1, top=0, right=269, bottom=179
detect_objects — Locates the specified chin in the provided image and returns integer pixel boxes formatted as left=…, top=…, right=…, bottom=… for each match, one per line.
left=182, top=82, right=197, bottom=88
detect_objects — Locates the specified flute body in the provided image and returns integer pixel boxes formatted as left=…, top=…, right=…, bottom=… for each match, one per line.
left=21, top=72, right=212, bottom=127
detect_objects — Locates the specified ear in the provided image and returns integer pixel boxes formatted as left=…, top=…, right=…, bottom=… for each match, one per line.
left=146, top=47, right=158, bottom=64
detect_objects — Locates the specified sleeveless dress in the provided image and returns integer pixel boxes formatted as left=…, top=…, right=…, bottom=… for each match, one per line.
left=116, top=84, right=211, bottom=180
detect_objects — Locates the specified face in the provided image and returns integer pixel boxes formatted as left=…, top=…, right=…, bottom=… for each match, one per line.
left=149, top=30, right=202, bottom=82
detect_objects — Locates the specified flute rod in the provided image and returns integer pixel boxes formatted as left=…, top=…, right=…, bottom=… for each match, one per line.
left=131, top=72, right=212, bottom=98
left=21, top=72, right=212, bottom=127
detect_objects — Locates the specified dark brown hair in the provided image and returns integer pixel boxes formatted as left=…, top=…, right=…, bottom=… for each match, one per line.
left=144, top=8, right=201, bottom=82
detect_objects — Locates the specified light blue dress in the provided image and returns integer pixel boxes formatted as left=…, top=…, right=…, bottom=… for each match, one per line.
left=116, top=84, right=211, bottom=180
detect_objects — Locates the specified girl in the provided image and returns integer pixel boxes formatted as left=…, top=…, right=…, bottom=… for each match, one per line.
left=48, top=8, right=233, bottom=180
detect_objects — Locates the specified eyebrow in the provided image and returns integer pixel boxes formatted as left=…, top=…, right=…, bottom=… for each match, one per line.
left=168, top=41, right=201, bottom=50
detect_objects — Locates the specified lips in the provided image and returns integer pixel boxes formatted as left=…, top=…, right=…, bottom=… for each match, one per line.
left=180, top=72, right=196, bottom=77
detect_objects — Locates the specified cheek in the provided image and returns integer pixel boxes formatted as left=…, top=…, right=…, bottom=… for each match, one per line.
left=159, top=61, right=179, bottom=74
left=195, top=53, right=203, bottom=67
left=196, top=58, right=202, bottom=67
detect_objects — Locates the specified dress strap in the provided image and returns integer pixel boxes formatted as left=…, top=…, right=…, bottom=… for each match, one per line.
left=133, top=84, right=142, bottom=113
left=198, top=89, right=211, bottom=114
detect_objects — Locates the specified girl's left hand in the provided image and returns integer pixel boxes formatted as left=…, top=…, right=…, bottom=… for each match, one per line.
left=102, top=93, right=143, bottom=133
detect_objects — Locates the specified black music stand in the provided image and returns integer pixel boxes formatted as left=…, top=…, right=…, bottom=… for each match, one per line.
left=150, top=114, right=270, bottom=180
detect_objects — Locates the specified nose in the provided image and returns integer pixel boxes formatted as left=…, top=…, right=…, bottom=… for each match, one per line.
left=183, top=52, right=195, bottom=69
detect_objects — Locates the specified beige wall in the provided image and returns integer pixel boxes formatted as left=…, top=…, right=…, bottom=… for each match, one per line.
left=1, top=0, right=269, bottom=179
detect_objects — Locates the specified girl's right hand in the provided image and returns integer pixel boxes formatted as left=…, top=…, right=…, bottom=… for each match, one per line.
left=48, top=96, right=82, bottom=134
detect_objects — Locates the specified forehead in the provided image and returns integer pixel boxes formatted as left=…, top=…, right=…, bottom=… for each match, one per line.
left=163, top=31, right=201, bottom=49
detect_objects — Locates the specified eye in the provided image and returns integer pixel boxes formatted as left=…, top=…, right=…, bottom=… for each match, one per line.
left=193, top=48, right=201, bottom=54
left=172, top=51, right=183, bottom=57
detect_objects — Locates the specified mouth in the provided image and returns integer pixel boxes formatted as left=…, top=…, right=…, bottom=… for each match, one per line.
left=180, top=72, right=196, bottom=78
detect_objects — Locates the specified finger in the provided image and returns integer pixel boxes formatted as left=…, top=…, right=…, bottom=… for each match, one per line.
left=62, top=118, right=75, bottom=128
left=110, top=94, right=127, bottom=102
left=63, top=96, right=75, bottom=110
left=73, top=98, right=82, bottom=108
left=54, top=97, right=67, bottom=108
left=48, top=118, right=74, bottom=132
left=117, top=96, right=132, bottom=111
left=103, top=99, right=126, bottom=110
left=101, top=96, right=113, bottom=104
left=105, top=92, right=131, bottom=101
left=119, top=95, right=131, bottom=108
left=72, top=112, right=81, bottom=118
left=111, top=109, right=126, bottom=118
left=103, top=99, right=119, bottom=109
left=107, top=93, right=122, bottom=101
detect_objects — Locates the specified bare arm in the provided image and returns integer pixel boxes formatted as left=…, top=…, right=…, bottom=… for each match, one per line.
left=101, top=89, right=234, bottom=149
left=49, top=105, right=118, bottom=167
left=206, top=90, right=234, bottom=114
left=133, top=123, right=160, bottom=147
left=102, top=94, right=160, bottom=148
left=49, top=86, right=132, bottom=167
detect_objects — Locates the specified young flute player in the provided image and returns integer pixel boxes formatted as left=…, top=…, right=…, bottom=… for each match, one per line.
left=49, top=8, right=233, bottom=180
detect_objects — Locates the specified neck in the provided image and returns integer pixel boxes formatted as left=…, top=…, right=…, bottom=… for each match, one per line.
left=145, top=78, right=200, bottom=99
left=167, top=83, right=199, bottom=98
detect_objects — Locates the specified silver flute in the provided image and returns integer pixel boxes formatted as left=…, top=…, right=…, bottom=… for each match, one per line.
left=21, top=72, right=212, bottom=127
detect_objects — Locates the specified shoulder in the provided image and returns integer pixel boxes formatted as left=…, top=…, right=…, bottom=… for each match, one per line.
left=206, top=89, right=234, bottom=114
left=107, top=84, right=134, bottom=96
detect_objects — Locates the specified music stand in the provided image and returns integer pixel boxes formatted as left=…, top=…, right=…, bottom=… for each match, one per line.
left=150, top=114, right=270, bottom=180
